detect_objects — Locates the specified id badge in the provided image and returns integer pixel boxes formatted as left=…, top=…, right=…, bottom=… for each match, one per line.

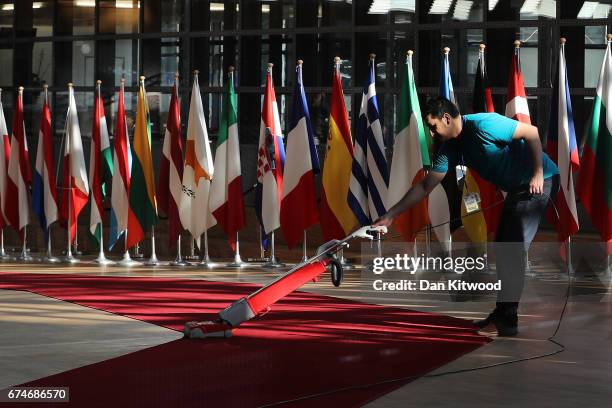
left=464, top=192, right=480, bottom=214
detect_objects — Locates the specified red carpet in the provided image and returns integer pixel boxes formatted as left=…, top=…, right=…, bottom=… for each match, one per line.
left=0, top=273, right=490, bottom=407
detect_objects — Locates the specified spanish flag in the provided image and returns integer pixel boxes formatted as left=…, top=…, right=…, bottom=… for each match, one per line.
left=127, top=76, right=157, bottom=249
left=320, top=58, right=358, bottom=240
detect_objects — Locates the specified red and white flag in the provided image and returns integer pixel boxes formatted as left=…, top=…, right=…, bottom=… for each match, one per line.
left=6, top=88, right=31, bottom=233
left=255, top=65, right=285, bottom=235
left=158, top=79, right=184, bottom=247
left=60, top=86, right=90, bottom=244
left=505, top=44, right=531, bottom=124
left=0, top=91, right=11, bottom=228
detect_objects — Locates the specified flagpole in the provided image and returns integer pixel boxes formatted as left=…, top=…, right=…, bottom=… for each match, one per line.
left=139, top=75, right=159, bottom=266
left=92, top=82, right=113, bottom=265
left=61, top=83, right=79, bottom=263
left=171, top=234, right=190, bottom=266
left=264, top=230, right=284, bottom=268
left=227, top=231, right=247, bottom=267
left=301, top=230, right=308, bottom=263
left=0, top=87, right=7, bottom=260
left=199, top=230, right=218, bottom=268
left=36, top=84, right=59, bottom=263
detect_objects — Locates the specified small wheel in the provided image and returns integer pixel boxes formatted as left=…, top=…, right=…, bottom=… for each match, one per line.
left=330, top=258, right=343, bottom=287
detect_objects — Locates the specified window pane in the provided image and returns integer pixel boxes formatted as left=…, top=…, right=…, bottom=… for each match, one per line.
left=162, top=0, right=182, bottom=32
left=0, top=48, right=12, bottom=85
left=100, top=0, right=140, bottom=34
left=261, top=35, right=291, bottom=87
left=356, top=0, right=388, bottom=25
left=142, top=38, right=181, bottom=86
left=56, top=0, right=95, bottom=35
left=33, top=41, right=53, bottom=86
left=34, top=1, right=53, bottom=36
left=585, top=48, right=605, bottom=88
left=321, top=0, right=351, bottom=27
left=97, top=39, right=139, bottom=86
left=519, top=0, right=556, bottom=20
left=355, top=32, right=387, bottom=87
left=73, top=41, right=95, bottom=86
left=262, top=0, right=294, bottom=29
left=0, top=1, right=13, bottom=32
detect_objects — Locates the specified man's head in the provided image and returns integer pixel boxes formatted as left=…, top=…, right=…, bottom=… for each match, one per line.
left=424, top=97, right=462, bottom=142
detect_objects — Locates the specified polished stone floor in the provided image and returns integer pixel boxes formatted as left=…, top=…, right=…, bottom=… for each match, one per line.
left=0, top=248, right=611, bottom=407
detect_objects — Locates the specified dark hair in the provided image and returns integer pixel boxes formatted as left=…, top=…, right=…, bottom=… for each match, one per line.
left=424, top=96, right=460, bottom=119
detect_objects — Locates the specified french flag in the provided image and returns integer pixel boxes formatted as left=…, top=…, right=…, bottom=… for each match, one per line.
left=280, top=61, right=320, bottom=249
left=547, top=39, right=580, bottom=243
left=32, top=91, right=58, bottom=242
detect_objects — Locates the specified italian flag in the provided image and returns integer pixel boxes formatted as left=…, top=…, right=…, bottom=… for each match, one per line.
left=387, top=51, right=430, bottom=242
left=578, top=39, right=612, bottom=253
left=209, top=69, right=245, bottom=250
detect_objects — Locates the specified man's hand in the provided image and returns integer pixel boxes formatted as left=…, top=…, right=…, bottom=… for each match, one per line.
left=529, top=169, right=544, bottom=194
left=373, top=213, right=394, bottom=228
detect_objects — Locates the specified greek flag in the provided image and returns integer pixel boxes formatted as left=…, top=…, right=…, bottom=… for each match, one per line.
left=348, top=57, right=389, bottom=225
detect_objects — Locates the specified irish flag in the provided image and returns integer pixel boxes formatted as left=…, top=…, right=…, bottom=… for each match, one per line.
left=320, top=58, right=358, bottom=240
left=89, top=81, right=113, bottom=244
left=387, top=51, right=430, bottom=242
left=209, top=68, right=246, bottom=250
left=127, top=77, right=157, bottom=249
left=578, top=38, right=612, bottom=252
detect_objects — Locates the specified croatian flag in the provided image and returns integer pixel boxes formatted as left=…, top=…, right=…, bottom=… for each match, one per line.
left=32, top=92, right=58, bottom=241
left=349, top=56, right=389, bottom=225
left=547, top=39, right=580, bottom=243
left=255, top=65, right=285, bottom=235
left=280, top=61, right=320, bottom=249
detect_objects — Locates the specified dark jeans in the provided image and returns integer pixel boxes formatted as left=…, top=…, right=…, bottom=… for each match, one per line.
left=494, top=174, right=560, bottom=305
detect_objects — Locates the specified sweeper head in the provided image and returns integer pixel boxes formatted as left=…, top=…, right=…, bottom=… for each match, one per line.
left=184, top=320, right=233, bottom=338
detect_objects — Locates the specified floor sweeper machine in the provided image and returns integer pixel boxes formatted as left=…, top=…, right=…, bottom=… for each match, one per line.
left=184, top=225, right=388, bottom=339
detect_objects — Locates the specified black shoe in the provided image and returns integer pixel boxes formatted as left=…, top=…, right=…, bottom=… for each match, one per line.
left=473, top=308, right=500, bottom=329
left=473, top=306, right=519, bottom=336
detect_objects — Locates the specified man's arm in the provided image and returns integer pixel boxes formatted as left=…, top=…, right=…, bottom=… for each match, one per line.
left=512, top=122, right=544, bottom=194
left=374, top=171, right=446, bottom=227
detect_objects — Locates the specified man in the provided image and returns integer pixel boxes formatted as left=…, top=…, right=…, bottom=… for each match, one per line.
left=375, top=97, right=560, bottom=336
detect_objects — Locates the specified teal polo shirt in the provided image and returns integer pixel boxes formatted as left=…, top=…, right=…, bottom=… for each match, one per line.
left=431, top=113, right=559, bottom=192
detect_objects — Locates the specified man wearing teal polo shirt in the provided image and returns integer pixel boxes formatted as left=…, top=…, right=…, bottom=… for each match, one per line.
left=375, top=97, right=560, bottom=336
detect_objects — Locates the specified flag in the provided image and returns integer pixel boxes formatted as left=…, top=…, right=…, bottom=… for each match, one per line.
left=209, top=69, right=246, bottom=250
left=433, top=49, right=455, bottom=250
left=108, top=82, right=132, bottom=250
left=387, top=51, right=430, bottom=242
left=180, top=73, right=215, bottom=248
left=320, top=60, right=358, bottom=240
left=439, top=49, right=456, bottom=104
left=158, top=79, right=184, bottom=247
left=255, top=65, right=285, bottom=235
left=6, top=88, right=31, bottom=233
left=577, top=39, right=612, bottom=252
left=60, top=86, right=90, bottom=244
left=89, top=82, right=113, bottom=244
left=0, top=92, right=10, bottom=229
left=280, top=62, right=320, bottom=249
left=505, top=44, right=531, bottom=124
left=348, top=56, right=389, bottom=226
left=32, top=90, right=58, bottom=241
left=127, top=78, right=157, bottom=249
left=547, top=40, right=580, bottom=244
left=461, top=46, right=504, bottom=243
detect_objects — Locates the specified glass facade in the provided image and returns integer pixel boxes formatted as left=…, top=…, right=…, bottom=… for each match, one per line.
left=0, top=0, right=609, bottom=197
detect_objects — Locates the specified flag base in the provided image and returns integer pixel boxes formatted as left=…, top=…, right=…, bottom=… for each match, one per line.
left=227, top=260, right=248, bottom=268
left=16, top=251, right=34, bottom=262
left=198, top=260, right=220, bottom=269
left=263, top=257, right=285, bottom=268
left=91, top=255, right=115, bottom=265
left=116, top=252, right=141, bottom=267
left=40, top=255, right=61, bottom=263
left=61, top=254, right=80, bottom=264
left=143, top=255, right=163, bottom=266
left=170, top=259, right=192, bottom=267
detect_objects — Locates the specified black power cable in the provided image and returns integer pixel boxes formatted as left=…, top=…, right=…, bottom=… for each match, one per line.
left=259, top=191, right=571, bottom=407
